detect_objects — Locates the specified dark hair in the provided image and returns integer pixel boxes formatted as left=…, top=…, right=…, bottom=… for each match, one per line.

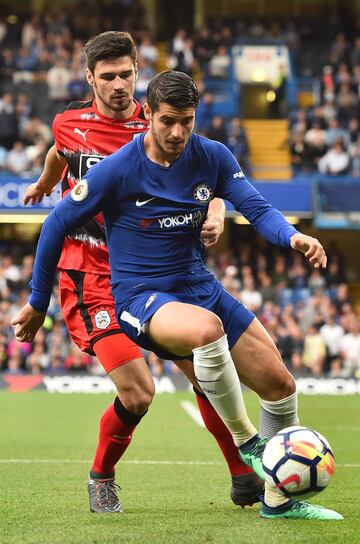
left=147, top=70, right=200, bottom=112
left=85, top=31, right=137, bottom=73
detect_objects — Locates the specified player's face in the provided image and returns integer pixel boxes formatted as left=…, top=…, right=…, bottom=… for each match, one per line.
left=86, top=56, right=137, bottom=118
left=146, top=102, right=195, bottom=160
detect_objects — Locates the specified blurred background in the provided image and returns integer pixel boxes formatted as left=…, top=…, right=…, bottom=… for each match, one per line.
left=0, top=0, right=359, bottom=387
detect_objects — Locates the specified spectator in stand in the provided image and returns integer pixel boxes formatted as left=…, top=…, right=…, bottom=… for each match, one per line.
left=135, top=55, right=156, bottom=97
left=352, top=64, right=360, bottom=96
left=5, top=141, right=30, bottom=174
left=193, top=26, right=214, bottom=69
left=205, top=115, right=228, bottom=145
left=322, top=97, right=338, bottom=123
left=290, top=108, right=308, bottom=135
left=329, top=32, right=351, bottom=67
left=64, top=344, right=91, bottom=373
left=288, top=253, right=308, bottom=289
left=350, top=36, right=360, bottom=68
left=290, top=129, right=311, bottom=174
left=0, top=48, right=16, bottom=88
left=302, top=324, right=327, bottom=375
left=240, top=275, right=263, bottom=313
left=334, top=281, right=352, bottom=306
left=13, top=46, right=37, bottom=84
left=326, top=258, right=346, bottom=288
left=0, top=93, right=18, bottom=150
left=139, top=36, right=158, bottom=66
left=15, top=93, right=33, bottom=138
left=328, top=357, right=349, bottom=378
left=304, top=121, right=327, bottom=170
left=325, top=117, right=349, bottom=147
left=22, top=117, right=52, bottom=146
left=46, top=59, right=71, bottom=103
left=168, top=36, right=195, bottom=77
left=195, top=91, right=215, bottom=133
left=322, top=65, right=336, bottom=101
left=318, top=138, right=351, bottom=175
left=320, top=314, right=345, bottom=371
left=337, top=83, right=359, bottom=124
left=349, top=135, right=360, bottom=176
left=339, top=317, right=360, bottom=377
left=171, top=29, right=187, bottom=57
left=227, top=117, right=251, bottom=176
left=348, top=117, right=359, bottom=143
left=271, top=254, right=288, bottom=288
left=335, top=62, right=352, bottom=87
left=208, top=45, right=231, bottom=79
left=34, top=49, right=53, bottom=81
left=5, top=349, right=25, bottom=375
left=308, top=268, right=326, bottom=291
left=45, top=347, right=65, bottom=375
left=258, top=273, right=280, bottom=305
left=68, top=66, right=87, bottom=101
left=26, top=343, right=49, bottom=374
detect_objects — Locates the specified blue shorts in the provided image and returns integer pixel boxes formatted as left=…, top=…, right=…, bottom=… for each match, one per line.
left=117, top=279, right=255, bottom=360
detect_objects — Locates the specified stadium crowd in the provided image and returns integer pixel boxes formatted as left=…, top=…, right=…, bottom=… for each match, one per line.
left=0, top=7, right=359, bottom=176
left=0, top=6, right=359, bottom=380
left=1, top=237, right=359, bottom=380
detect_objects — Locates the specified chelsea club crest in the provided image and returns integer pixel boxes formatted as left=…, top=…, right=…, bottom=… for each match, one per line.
left=193, top=184, right=213, bottom=203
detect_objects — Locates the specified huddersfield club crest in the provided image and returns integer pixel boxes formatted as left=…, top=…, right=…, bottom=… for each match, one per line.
left=193, top=184, right=213, bottom=203
left=94, top=310, right=111, bottom=329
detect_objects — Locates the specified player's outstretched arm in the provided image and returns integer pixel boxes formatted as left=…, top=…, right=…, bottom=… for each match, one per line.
left=11, top=303, right=46, bottom=343
left=23, top=145, right=66, bottom=205
left=290, top=233, right=327, bottom=269
left=200, top=198, right=225, bottom=247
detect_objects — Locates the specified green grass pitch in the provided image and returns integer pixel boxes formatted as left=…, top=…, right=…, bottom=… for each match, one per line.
left=0, top=390, right=359, bottom=543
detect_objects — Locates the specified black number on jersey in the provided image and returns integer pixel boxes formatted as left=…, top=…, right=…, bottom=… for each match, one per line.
left=79, top=154, right=106, bottom=179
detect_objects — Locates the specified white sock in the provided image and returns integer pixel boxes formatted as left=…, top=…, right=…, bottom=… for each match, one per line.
left=193, top=334, right=257, bottom=446
left=260, top=392, right=299, bottom=439
left=260, top=391, right=299, bottom=507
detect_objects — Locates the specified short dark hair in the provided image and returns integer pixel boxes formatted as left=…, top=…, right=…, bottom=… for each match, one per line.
left=85, top=31, right=137, bottom=73
left=147, top=70, right=200, bottom=112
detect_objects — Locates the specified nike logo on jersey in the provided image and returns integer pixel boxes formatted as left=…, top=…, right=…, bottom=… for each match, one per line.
left=74, top=128, right=90, bottom=141
left=135, top=197, right=156, bottom=207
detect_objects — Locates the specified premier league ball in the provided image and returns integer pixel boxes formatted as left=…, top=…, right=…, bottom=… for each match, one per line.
left=262, top=426, right=335, bottom=499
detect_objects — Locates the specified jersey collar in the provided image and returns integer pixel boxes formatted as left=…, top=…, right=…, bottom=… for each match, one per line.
left=92, top=98, right=142, bottom=123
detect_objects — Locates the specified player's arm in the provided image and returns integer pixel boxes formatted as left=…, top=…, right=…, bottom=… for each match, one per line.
left=216, top=143, right=327, bottom=269
left=12, top=159, right=119, bottom=342
left=200, top=198, right=225, bottom=247
left=23, top=145, right=67, bottom=205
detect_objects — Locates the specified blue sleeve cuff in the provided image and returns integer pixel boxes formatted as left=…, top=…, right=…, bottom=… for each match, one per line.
left=29, top=290, right=51, bottom=313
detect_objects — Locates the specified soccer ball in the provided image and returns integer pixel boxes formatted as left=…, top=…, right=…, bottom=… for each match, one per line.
left=262, top=426, right=335, bottom=499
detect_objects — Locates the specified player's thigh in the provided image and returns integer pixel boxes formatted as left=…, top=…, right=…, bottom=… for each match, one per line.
left=147, top=301, right=224, bottom=357
left=59, top=270, right=121, bottom=353
left=231, top=318, right=295, bottom=400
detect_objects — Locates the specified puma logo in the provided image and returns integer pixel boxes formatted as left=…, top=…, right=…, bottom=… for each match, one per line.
left=74, top=128, right=90, bottom=141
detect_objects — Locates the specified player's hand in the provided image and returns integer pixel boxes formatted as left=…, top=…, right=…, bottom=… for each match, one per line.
left=11, top=303, right=46, bottom=342
left=290, top=233, right=327, bottom=269
left=23, top=181, right=53, bottom=205
left=200, top=213, right=224, bottom=248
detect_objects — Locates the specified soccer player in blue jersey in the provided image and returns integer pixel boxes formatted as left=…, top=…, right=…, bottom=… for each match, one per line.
left=13, top=71, right=342, bottom=520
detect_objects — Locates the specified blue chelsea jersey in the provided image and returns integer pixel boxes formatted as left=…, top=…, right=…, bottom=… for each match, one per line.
left=30, top=132, right=298, bottom=311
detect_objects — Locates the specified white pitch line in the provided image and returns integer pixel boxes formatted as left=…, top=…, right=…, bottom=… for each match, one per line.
left=180, top=400, right=205, bottom=427
left=0, top=459, right=220, bottom=465
left=0, top=459, right=358, bottom=468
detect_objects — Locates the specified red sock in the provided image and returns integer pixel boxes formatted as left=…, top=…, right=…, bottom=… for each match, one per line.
left=91, top=398, right=143, bottom=478
left=195, top=391, right=253, bottom=476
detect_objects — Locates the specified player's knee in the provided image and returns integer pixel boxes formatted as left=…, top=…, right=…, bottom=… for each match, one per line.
left=268, top=368, right=296, bottom=400
left=120, top=380, right=155, bottom=415
left=192, top=315, right=224, bottom=348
